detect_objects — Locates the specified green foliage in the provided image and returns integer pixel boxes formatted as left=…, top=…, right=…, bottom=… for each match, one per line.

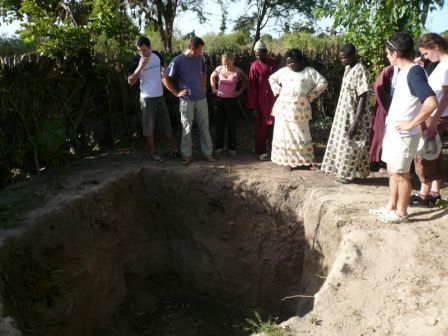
left=316, top=0, right=444, bottom=77
left=203, top=32, right=252, bottom=53
left=238, top=0, right=317, bottom=46
left=18, top=0, right=93, bottom=62
left=271, top=32, right=337, bottom=54
left=232, top=14, right=256, bottom=33
left=0, top=34, right=34, bottom=56
left=32, top=115, right=69, bottom=166
left=245, top=312, right=285, bottom=336
left=127, top=0, right=205, bottom=51
left=9, top=0, right=137, bottom=63
left=435, top=198, right=447, bottom=209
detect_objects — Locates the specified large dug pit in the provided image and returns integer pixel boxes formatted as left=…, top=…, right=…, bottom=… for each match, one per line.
left=0, top=166, right=332, bottom=336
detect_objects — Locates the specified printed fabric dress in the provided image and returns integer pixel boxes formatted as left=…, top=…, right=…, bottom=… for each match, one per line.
left=269, top=66, right=328, bottom=167
left=321, top=62, right=371, bottom=180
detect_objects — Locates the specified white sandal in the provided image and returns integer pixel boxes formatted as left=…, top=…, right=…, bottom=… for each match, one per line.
left=378, top=211, right=409, bottom=224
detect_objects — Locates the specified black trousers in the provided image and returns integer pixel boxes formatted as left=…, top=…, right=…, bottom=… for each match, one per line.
left=215, top=97, right=238, bottom=150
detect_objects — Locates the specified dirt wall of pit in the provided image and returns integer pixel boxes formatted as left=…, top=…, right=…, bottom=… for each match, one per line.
left=0, top=165, right=335, bottom=336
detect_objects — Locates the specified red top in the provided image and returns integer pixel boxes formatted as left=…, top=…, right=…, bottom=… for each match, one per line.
left=247, top=57, right=278, bottom=125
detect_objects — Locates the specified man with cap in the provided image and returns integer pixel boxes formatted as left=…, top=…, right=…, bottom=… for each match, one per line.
left=247, top=40, right=278, bottom=160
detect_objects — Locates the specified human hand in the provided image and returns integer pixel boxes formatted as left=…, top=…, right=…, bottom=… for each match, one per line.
left=427, top=123, right=438, bottom=140
left=177, top=89, right=190, bottom=97
left=413, top=56, right=424, bottom=67
left=348, top=121, right=358, bottom=139
left=138, top=56, right=149, bottom=70
left=395, top=120, right=414, bottom=132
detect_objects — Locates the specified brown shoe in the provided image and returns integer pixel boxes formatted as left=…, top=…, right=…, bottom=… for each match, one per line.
left=182, top=156, right=193, bottom=165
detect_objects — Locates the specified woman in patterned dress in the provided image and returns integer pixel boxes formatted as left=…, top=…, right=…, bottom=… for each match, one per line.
left=321, top=43, right=371, bottom=183
left=269, top=48, right=328, bottom=171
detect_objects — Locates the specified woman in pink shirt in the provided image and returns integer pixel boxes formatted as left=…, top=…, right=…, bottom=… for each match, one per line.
left=210, top=52, right=248, bottom=155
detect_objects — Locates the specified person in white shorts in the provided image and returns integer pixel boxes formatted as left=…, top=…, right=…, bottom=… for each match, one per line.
left=370, top=32, right=438, bottom=223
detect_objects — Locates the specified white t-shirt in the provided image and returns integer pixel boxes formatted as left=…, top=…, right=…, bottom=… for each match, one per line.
left=386, top=64, right=435, bottom=137
left=428, top=59, right=448, bottom=117
left=139, top=52, right=164, bottom=98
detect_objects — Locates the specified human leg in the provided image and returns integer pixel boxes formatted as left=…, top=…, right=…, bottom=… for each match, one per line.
left=141, top=97, right=156, bottom=152
left=396, top=172, right=412, bottom=217
left=225, top=98, right=238, bottom=151
left=194, top=98, right=213, bottom=157
left=214, top=98, right=226, bottom=151
left=255, top=122, right=267, bottom=155
left=179, top=99, right=195, bottom=157
left=152, top=97, right=179, bottom=155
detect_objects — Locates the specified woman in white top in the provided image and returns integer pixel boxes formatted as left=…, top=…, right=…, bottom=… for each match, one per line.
left=410, top=33, right=448, bottom=207
left=268, top=48, right=327, bottom=170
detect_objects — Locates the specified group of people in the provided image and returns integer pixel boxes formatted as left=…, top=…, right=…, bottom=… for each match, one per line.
left=128, top=32, right=447, bottom=223
left=368, top=32, right=447, bottom=223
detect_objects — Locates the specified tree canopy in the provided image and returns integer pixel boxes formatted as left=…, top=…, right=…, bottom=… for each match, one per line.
left=234, top=0, right=317, bottom=50
left=317, top=0, right=445, bottom=76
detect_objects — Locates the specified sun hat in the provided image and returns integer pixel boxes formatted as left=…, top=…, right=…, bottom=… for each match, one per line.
left=253, top=40, right=267, bottom=51
left=417, top=132, right=442, bottom=161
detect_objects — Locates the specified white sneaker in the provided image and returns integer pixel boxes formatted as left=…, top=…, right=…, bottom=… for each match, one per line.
left=228, top=150, right=237, bottom=156
left=259, top=153, right=269, bottom=161
left=378, top=211, right=409, bottom=224
left=215, top=148, right=224, bottom=155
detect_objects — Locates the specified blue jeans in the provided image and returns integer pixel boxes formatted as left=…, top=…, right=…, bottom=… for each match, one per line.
left=179, top=98, right=213, bottom=157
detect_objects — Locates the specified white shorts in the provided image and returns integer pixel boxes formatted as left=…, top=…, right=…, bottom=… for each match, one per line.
left=381, top=133, right=419, bottom=173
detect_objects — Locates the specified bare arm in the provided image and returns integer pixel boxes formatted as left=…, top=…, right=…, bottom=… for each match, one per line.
left=348, top=92, right=368, bottom=139
left=210, top=70, right=218, bottom=95
left=395, top=96, right=438, bottom=132
left=427, top=85, right=448, bottom=138
left=127, top=56, right=149, bottom=86
left=162, top=74, right=188, bottom=98
left=236, top=68, right=248, bottom=96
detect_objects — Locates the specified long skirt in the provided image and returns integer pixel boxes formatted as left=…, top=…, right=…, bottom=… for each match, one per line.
left=271, top=118, right=314, bottom=167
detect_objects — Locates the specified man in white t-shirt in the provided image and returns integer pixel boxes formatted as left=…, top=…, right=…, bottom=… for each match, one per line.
left=369, top=32, right=438, bottom=223
left=128, top=36, right=179, bottom=162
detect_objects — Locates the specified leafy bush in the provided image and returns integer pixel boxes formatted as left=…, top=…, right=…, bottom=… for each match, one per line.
left=0, top=34, right=34, bottom=56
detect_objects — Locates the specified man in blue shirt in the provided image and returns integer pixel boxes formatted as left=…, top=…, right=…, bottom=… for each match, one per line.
left=162, top=36, right=215, bottom=165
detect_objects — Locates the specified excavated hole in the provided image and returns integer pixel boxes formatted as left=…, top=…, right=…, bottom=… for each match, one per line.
left=0, top=167, right=327, bottom=336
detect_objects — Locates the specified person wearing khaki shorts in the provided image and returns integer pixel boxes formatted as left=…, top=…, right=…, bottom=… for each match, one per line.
left=381, top=133, right=420, bottom=173
left=369, top=32, right=437, bottom=224
left=128, top=36, right=179, bottom=162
